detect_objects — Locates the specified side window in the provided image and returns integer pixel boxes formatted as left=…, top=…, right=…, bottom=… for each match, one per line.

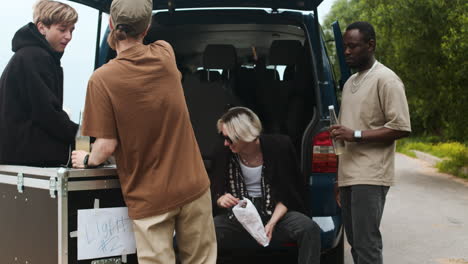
left=323, top=35, right=339, bottom=84
left=330, top=21, right=351, bottom=92
left=321, top=29, right=342, bottom=101
left=318, top=21, right=352, bottom=109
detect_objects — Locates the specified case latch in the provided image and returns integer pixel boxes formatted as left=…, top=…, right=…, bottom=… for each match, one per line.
left=49, top=176, right=57, bottom=198
left=56, top=168, right=69, bottom=198
left=17, top=173, right=24, bottom=193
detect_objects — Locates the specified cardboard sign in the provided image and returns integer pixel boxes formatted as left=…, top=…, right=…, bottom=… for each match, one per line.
left=77, top=207, right=136, bottom=260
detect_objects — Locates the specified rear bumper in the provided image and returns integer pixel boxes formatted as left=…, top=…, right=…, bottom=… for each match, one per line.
left=313, top=215, right=343, bottom=251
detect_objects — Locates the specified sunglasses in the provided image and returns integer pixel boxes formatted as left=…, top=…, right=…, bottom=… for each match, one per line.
left=219, top=133, right=233, bottom=144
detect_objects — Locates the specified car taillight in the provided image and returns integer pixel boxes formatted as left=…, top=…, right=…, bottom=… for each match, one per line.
left=312, top=131, right=338, bottom=173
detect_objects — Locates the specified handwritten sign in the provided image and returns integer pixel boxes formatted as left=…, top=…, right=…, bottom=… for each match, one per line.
left=77, top=207, right=136, bottom=260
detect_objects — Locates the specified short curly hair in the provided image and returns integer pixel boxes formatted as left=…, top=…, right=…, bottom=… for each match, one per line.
left=346, top=21, right=376, bottom=43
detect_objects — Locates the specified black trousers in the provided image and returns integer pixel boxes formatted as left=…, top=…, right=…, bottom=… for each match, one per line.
left=214, top=203, right=321, bottom=264
left=340, top=185, right=390, bottom=264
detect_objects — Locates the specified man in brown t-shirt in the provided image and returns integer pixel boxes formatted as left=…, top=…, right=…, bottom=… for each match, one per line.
left=71, top=0, right=216, bottom=263
left=330, top=22, right=411, bottom=264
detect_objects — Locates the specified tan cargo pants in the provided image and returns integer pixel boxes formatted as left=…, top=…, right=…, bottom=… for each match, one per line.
left=132, top=189, right=217, bottom=264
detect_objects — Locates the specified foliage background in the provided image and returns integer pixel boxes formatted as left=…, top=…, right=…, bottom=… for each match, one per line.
left=396, top=138, right=468, bottom=178
left=322, top=0, right=468, bottom=142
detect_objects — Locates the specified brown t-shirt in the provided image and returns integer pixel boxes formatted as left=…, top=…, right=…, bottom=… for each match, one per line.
left=82, top=41, right=210, bottom=219
left=338, top=61, right=411, bottom=187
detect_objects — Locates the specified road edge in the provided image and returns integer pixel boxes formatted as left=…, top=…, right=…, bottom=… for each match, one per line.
left=396, top=152, right=468, bottom=187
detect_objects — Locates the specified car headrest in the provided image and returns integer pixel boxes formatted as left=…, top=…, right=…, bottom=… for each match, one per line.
left=203, top=44, right=237, bottom=69
left=284, top=65, right=296, bottom=81
left=269, top=40, right=303, bottom=65
left=265, top=68, right=280, bottom=80
left=196, top=69, right=222, bottom=82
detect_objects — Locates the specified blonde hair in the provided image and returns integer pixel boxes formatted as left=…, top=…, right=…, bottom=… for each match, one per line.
left=217, top=107, right=262, bottom=143
left=33, top=0, right=78, bottom=27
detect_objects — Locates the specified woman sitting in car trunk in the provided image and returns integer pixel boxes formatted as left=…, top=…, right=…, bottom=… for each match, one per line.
left=210, top=106, right=321, bottom=264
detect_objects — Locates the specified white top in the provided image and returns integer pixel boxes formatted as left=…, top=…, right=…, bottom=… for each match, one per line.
left=239, top=162, right=262, bottom=197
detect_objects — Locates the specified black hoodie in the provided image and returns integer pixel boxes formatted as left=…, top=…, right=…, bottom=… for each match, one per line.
left=0, top=23, right=78, bottom=167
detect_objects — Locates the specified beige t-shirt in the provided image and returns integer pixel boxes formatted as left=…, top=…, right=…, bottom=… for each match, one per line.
left=338, top=61, right=411, bottom=187
left=82, top=41, right=210, bottom=219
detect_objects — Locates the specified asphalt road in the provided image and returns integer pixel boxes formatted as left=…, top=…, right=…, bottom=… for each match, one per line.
left=344, top=154, right=468, bottom=264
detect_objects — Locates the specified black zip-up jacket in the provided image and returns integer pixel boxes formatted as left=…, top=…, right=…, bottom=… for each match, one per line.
left=0, top=23, right=78, bottom=167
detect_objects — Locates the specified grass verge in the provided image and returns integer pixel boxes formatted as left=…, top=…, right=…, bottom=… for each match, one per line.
left=396, top=137, right=468, bottom=179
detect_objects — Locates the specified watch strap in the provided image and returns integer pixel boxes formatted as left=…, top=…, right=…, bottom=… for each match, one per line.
left=83, top=154, right=90, bottom=168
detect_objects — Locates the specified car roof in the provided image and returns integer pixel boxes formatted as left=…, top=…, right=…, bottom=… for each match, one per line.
left=69, top=0, right=324, bottom=13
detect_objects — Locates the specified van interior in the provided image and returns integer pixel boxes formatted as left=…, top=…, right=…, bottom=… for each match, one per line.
left=105, top=10, right=318, bottom=168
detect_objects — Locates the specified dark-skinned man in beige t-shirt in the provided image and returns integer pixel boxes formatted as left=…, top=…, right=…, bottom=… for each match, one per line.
left=330, top=21, right=411, bottom=264
left=71, top=0, right=216, bottom=263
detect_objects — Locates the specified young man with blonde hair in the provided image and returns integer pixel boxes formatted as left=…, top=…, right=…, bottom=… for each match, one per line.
left=0, top=0, right=78, bottom=166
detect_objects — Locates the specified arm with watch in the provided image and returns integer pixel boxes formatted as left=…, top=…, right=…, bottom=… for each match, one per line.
left=329, top=125, right=410, bottom=143
left=71, top=138, right=118, bottom=169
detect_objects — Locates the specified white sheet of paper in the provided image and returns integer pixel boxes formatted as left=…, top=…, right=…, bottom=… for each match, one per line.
left=77, top=207, right=136, bottom=260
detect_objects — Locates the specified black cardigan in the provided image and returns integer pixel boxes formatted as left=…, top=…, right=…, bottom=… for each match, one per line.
left=0, top=23, right=78, bottom=166
left=209, top=134, right=307, bottom=216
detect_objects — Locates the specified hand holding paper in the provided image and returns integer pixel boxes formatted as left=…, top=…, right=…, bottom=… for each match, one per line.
left=232, top=198, right=269, bottom=247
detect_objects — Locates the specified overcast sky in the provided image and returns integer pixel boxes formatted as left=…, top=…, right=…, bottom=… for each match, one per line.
left=0, top=0, right=336, bottom=122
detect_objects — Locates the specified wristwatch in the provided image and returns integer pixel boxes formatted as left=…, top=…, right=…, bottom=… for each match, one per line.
left=83, top=154, right=90, bottom=168
left=83, top=154, right=99, bottom=169
left=354, top=130, right=363, bottom=142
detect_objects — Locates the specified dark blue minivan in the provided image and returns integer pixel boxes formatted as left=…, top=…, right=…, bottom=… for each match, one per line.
left=70, top=0, right=350, bottom=263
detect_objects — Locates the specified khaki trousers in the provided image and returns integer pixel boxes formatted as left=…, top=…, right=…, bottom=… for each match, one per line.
left=132, top=189, right=217, bottom=264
